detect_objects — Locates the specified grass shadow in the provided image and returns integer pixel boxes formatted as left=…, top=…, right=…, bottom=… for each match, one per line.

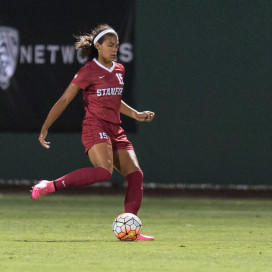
left=14, top=240, right=92, bottom=243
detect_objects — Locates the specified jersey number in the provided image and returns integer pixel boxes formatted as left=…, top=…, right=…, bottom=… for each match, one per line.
left=116, top=73, right=124, bottom=84
left=99, top=132, right=108, bottom=139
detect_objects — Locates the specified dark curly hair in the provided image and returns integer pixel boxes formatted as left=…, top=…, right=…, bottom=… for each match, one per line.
left=75, top=24, right=118, bottom=62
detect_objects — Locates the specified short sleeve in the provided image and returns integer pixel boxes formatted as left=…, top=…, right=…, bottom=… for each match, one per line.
left=71, top=64, right=90, bottom=90
left=117, top=63, right=125, bottom=77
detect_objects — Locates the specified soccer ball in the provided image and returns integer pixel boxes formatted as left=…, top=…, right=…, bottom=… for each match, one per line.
left=112, top=213, right=142, bottom=241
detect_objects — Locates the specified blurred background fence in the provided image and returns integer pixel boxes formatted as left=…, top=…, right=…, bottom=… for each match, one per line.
left=1, top=0, right=272, bottom=187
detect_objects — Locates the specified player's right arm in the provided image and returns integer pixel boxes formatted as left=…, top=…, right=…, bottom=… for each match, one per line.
left=38, top=83, right=81, bottom=149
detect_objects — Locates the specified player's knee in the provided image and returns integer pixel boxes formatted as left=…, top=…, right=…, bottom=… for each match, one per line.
left=123, top=167, right=142, bottom=177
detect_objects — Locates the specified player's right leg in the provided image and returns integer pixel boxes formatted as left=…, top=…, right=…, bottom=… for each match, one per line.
left=31, top=142, right=113, bottom=199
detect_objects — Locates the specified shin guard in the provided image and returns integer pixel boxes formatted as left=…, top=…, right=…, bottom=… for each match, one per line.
left=124, top=170, right=143, bottom=215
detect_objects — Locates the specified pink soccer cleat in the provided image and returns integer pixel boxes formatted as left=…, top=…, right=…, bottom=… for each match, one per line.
left=31, top=180, right=55, bottom=199
left=136, top=234, right=154, bottom=241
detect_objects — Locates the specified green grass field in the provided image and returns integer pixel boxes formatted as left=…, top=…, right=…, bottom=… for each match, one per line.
left=0, top=193, right=271, bottom=272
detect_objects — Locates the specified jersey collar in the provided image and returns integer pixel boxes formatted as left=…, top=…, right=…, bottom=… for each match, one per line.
left=93, top=58, right=115, bottom=73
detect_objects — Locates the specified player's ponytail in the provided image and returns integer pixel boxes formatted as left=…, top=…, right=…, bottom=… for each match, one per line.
left=75, top=35, right=93, bottom=60
left=75, top=24, right=117, bottom=62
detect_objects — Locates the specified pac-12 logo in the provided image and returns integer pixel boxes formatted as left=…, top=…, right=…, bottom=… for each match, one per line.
left=0, top=27, right=19, bottom=90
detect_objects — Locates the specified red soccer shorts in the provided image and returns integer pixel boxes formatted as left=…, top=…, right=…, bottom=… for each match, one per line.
left=81, top=117, right=134, bottom=153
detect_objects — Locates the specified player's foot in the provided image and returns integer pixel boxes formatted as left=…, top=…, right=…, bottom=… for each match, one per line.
left=31, top=180, right=55, bottom=199
left=136, top=234, right=154, bottom=241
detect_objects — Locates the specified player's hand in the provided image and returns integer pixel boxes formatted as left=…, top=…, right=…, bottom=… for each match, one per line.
left=38, top=129, right=51, bottom=149
left=136, top=111, right=155, bottom=122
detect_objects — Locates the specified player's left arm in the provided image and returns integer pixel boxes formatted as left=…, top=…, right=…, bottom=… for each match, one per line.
left=120, top=100, right=155, bottom=122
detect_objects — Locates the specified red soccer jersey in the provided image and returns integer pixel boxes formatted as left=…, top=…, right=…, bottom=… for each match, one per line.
left=71, top=58, right=125, bottom=124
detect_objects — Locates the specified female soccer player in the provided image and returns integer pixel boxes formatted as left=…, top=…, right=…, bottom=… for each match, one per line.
left=31, top=24, right=155, bottom=241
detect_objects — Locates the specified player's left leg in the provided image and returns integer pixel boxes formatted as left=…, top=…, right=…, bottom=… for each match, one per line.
left=113, top=149, right=154, bottom=241
left=113, top=149, right=142, bottom=215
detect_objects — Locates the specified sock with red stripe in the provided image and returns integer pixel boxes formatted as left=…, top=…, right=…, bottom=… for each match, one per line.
left=54, top=167, right=112, bottom=190
left=124, top=170, right=143, bottom=215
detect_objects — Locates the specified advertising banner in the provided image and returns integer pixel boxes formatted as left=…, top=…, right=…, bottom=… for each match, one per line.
left=0, top=0, right=136, bottom=132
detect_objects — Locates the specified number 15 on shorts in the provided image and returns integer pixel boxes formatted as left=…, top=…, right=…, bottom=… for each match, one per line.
left=99, top=132, right=108, bottom=139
